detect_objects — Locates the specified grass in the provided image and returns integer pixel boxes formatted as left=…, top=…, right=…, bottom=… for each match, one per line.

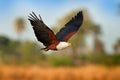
left=0, top=65, right=120, bottom=80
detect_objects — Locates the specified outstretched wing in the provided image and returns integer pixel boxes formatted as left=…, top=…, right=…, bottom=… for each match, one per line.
left=28, top=12, right=57, bottom=46
left=56, top=11, right=83, bottom=41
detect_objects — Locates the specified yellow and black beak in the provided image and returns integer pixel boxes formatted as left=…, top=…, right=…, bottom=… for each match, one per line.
left=68, top=43, right=72, bottom=46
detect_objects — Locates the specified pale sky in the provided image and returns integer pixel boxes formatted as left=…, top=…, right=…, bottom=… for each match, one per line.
left=0, top=0, right=120, bottom=53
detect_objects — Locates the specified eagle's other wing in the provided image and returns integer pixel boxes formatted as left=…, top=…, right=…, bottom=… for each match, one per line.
left=28, top=12, right=57, bottom=46
left=56, top=11, right=83, bottom=42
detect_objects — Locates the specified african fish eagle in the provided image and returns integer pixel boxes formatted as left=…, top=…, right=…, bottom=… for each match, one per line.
left=28, top=11, right=83, bottom=51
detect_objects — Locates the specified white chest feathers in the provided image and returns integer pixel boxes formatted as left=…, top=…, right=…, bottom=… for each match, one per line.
left=56, top=42, right=71, bottom=50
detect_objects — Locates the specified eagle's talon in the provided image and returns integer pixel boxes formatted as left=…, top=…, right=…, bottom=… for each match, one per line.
left=41, top=48, right=49, bottom=51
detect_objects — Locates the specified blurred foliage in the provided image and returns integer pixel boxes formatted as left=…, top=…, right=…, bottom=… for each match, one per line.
left=77, top=54, right=120, bottom=66
left=0, top=35, right=46, bottom=65
left=48, top=55, right=74, bottom=66
left=0, top=35, right=120, bottom=66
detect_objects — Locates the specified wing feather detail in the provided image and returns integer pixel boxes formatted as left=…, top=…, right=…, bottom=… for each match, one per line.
left=56, top=11, right=83, bottom=41
left=28, top=12, right=58, bottom=46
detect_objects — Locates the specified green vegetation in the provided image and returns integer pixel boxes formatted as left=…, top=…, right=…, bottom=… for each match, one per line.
left=77, top=54, right=120, bottom=66
left=0, top=35, right=120, bottom=66
left=0, top=35, right=45, bottom=65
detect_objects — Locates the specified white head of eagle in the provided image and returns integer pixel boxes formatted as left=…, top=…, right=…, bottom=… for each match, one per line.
left=28, top=11, right=83, bottom=51
left=56, top=42, right=71, bottom=50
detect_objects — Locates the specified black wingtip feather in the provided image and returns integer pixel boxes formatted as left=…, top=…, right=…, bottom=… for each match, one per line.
left=78, top=11, right=83, bottom=16
left=28, top=15, right=35, bottom=21
left=32, top=12, right=39, bottom=20
left=79, top=11, right=82, bottom=14
left=29, top=13, right=38, bottom=20
left=39, top=14, right=43, bottom=21
left=75, top=11, right=83, bottom=20
left=76, top=11, right=83, bottom=17
left=28, top=12, right=43, bottom=23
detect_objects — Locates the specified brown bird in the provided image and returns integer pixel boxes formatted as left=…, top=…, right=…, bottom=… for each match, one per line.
left=28, top=11, right=83, bottom=51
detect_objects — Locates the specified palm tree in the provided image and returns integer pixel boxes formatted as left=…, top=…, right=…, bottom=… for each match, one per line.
left=92, top=25, right=105, bottom=54
left=114, top=38, right=120, bottom=54
left=14, top=17, right=26, bottom=40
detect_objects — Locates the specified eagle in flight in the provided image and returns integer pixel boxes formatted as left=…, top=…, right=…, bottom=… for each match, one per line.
left=28, top=11, right=83, bottom=51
